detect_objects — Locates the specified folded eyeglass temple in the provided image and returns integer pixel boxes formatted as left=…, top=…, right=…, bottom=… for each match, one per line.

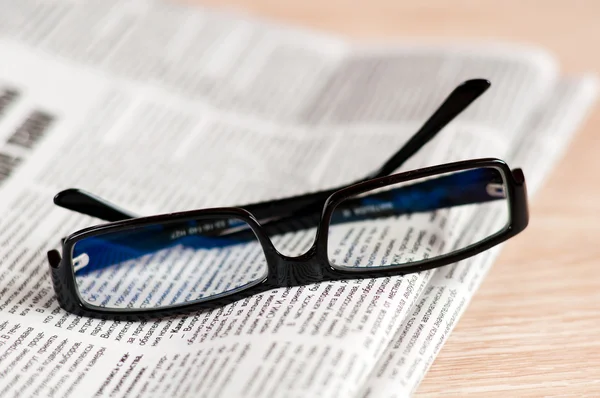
left=70, top=166, right=506, bottom=277
left=52, top=78, right=492, bottom=224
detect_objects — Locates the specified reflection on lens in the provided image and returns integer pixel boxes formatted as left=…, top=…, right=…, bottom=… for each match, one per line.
left=327, top=166, right=510, bottom=269
left=72, top=216, right=267, bottom=309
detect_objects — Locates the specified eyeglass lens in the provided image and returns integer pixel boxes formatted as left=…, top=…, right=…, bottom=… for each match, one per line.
left=327, top=166, right=510, bottom=269
left=71, top=216, right=268, bottom=309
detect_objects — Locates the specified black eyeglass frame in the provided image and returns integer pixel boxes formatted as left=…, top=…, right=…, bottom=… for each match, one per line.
left=48, top=158, right=527, bottom=320
left=46, top=78, right=530, bottom=320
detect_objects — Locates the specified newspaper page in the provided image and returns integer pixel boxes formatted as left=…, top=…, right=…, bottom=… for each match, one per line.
left=361, top=77, right=599, bottom=397
left=0, top=1, right=595, bottom=397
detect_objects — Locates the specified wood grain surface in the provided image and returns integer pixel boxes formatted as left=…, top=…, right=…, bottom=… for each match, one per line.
left=182, top=1, right=600, bottom=395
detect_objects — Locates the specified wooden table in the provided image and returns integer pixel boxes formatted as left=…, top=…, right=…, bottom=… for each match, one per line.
left=185, top=1, right=600, bottom=395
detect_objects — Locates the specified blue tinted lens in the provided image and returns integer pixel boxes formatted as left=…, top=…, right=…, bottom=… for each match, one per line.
left=72, top=216, right=268, bottom=309
left=328, top=167, right=509, bottom=269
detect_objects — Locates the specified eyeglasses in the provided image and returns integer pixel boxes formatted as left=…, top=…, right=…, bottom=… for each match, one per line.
left=46, top=79, right=529, bottom=320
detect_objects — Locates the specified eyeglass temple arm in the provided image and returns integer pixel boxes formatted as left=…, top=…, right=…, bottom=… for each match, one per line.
left=244, top=167, right=507, bottom=237
left=52, top=79, right=490, bottom=223
left=359, top=78, right=490, bottom=181
left=71, top=167, right=507, bottom=277
left=54, top=166, right=507, bottom=245
left=241, top=78, right=490, bottom=219
left=53, top=189, right=138, bottom=222
left=219, top=78, right=490, bottom=220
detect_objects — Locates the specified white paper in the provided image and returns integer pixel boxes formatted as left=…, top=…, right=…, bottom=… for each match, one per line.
left=0, top=1, right=596, bottom=397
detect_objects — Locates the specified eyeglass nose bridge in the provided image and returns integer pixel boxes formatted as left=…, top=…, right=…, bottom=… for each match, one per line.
left=268, top=248, right=328, bottom=287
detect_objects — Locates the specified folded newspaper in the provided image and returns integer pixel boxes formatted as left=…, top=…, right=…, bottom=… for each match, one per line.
left=0, top=1, right=596, bottom=397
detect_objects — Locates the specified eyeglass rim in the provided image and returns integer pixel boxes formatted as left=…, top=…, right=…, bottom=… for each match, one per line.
left=319, top=157, right=526, bottom=269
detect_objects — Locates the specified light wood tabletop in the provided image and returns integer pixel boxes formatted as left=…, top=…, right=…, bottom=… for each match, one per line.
left=184, top=0, right=600, bottom=395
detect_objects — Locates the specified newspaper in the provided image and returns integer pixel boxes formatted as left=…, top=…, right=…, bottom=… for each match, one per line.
left=0, top=1, right=596, bottom=397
